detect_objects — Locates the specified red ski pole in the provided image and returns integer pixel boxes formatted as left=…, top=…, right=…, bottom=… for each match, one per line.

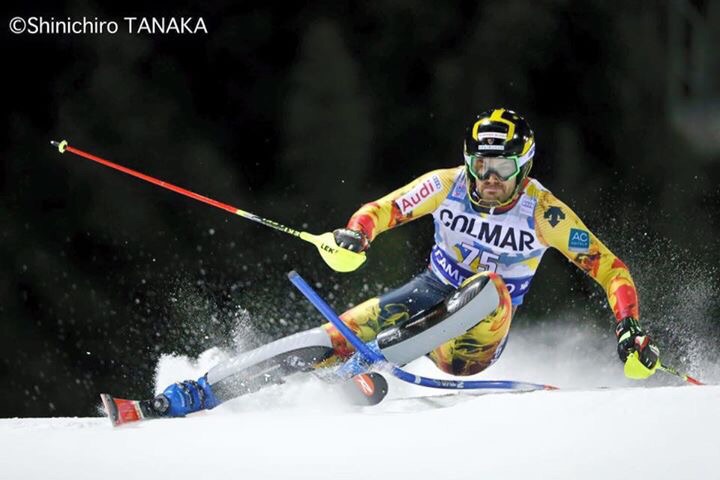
left=50, top=140, right=366, bottom=272
left=659, top=363, right=704, bottom=385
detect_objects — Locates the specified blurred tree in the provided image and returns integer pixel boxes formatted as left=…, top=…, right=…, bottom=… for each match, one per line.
left=280, top=18, right=373, bottom=221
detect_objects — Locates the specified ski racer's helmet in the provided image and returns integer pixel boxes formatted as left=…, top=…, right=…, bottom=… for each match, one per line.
left=463, top=108, right=535, bottom=210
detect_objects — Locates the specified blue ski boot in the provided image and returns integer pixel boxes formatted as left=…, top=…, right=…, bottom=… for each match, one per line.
left=154, top=375, right=220, bottom=417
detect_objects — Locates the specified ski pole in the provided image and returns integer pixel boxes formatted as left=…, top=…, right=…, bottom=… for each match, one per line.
left=50, top=140, right=366, bottom=273
left=659, top=363, right=704, bottom=385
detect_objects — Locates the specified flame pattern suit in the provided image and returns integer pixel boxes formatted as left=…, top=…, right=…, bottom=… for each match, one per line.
left=323, top=166, right=637, bottom=375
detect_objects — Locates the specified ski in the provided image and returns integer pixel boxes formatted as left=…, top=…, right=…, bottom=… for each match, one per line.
left=100, top=393, right=165, bottom=427
left=101, top=372, right=388, bottom=427
left=381, top=386, right=549, bottom=410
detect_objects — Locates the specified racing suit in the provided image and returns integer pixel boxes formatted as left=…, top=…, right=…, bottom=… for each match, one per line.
left=205, top=167, right=638, bottom=400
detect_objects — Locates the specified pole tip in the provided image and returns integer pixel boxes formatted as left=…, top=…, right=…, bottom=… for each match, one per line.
left=50, top=140, right=68, bottom=153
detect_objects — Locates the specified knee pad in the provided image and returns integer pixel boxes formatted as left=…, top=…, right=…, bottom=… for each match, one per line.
left=376, top=272, right=506, bottom=366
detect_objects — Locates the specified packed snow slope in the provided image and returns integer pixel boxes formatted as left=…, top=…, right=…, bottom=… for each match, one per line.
left=2, top=323, right=718, bottom=480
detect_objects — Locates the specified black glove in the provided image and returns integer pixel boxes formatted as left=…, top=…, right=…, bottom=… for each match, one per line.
left=333, top=228, right=369, bottom=252
left=615, top=317, right=660, bottom=372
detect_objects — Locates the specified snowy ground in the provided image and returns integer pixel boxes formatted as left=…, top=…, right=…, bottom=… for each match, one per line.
left=2, top=323, right=718, bottom=480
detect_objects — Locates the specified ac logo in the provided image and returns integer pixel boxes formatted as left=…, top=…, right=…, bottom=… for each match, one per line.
left=568, top=228, right=590, bottom=252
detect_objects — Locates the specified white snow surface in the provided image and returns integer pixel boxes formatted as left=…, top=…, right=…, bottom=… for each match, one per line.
left=2, top=323, right=719, bottom=480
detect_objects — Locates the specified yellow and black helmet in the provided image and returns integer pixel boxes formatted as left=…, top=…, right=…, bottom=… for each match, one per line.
left=463, top=108, right=535, bottom=209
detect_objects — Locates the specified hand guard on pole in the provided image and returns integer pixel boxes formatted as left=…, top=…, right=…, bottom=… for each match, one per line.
left=333, top=228, right=369, bottom=253
left=615, top=317, right=660, bottom=379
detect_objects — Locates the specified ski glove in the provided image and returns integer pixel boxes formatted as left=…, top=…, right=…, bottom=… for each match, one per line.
left=333, top=228, right=369, bottom=252
left=615, top=317, right=660, bottom=379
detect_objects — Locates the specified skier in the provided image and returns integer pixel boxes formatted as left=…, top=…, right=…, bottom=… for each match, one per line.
left=111, top=108, right=660, bottom=419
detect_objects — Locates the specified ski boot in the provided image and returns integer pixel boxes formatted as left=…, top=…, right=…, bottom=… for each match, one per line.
left=156, top=374, right=220, bottom=417
left=101, top=375, right=219, bottom=426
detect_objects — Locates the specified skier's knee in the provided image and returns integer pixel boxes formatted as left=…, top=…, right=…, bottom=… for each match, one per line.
left=427, top=280, right=513, bottom=377
left=374, top=271, right=507, bottom=366
left=457, top=271, right=511, bottom=309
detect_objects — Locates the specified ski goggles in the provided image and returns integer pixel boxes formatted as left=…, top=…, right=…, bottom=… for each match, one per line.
left=464, top=154, right=521, bottom=181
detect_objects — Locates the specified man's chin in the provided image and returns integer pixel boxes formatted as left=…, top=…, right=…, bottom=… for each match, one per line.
left=478, top=193, right=515, bottom=206
left=480, top=192, right=504, bottom=201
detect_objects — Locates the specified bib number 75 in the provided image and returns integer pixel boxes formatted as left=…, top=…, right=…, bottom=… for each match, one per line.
left=456, top=243, right=499, bottom=273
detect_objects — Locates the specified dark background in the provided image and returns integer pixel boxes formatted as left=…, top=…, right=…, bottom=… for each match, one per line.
left=2, top=0, right=719, bottom=417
